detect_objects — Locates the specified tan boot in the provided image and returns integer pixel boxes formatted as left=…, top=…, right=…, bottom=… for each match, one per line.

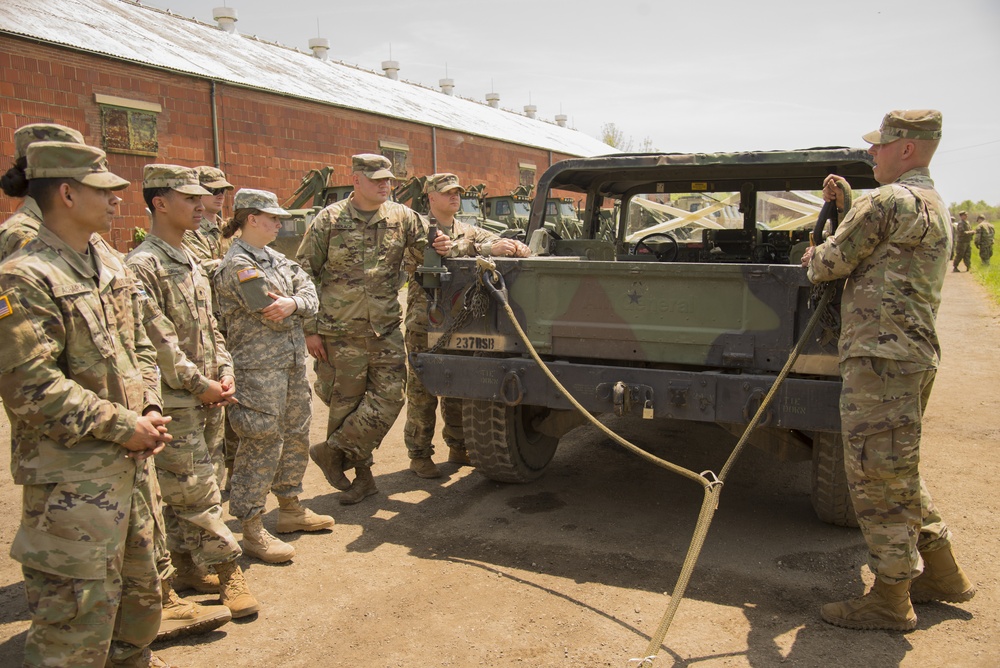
left=447, top=447, right=472, bottom=466
left=171, top=550, right=220, bottom=593
left=821, top=578, right=917, bottom=631
left=156, top=577, right=231, bottom=641
left=339, top=465, right=378, bottom=505
left=214, top=559, right=260, bottom=618
left=309, top=442, right=351, bottom=490
left=910, top=545, right=976, bottom=604
left=104, top=647, right=175, bottom=667
left=409, top=456, right=442, bottom=478
left=241, top=514, right=295, bottom=563
left=275, top=495, right=335, bottom=533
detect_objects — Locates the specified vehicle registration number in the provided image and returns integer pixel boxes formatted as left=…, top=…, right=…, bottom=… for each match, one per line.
left=427, top=333, right=508, bottom=351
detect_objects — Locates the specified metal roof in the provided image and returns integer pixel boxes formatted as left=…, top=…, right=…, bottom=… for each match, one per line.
left=0, top=0, right=615, bottom=157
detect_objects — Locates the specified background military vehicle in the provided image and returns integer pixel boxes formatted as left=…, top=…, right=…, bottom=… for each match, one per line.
left=483, top=186, right=533, bottom=232
left=270, top=167, right=353, bottom=257
left=413, top=149, right=880, bottom=527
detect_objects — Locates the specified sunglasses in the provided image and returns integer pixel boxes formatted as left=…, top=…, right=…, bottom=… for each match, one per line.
left=207, top=188, right=228, bottom=196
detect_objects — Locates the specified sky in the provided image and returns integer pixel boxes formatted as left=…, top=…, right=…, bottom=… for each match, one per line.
left=143, top=0, right=1000, bottom=206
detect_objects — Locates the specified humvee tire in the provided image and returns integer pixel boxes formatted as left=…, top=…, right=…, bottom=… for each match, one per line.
left=462, top=400, right=559, bottom=483
left=810, top=432, right=858, bottom=528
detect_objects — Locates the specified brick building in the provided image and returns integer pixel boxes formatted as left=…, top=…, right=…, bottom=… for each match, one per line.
left=0, top=0, right=610, bottom=251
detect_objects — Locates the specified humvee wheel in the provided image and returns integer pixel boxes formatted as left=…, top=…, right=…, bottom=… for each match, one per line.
left=462, top=400, right=559, bottom=483
left=810, top=432, right=858, bottom=527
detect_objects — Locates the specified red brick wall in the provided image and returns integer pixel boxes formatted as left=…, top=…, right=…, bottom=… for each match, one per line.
left=0, top=36, right=578, bottom=252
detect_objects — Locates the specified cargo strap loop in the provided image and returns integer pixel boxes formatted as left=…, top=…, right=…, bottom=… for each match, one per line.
left=476, top=261, right=835, bottom=666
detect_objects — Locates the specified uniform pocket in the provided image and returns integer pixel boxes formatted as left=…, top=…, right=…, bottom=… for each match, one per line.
left=11, top=524, right=106, bottom=580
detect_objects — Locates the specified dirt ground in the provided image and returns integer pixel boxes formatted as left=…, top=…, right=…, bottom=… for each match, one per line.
left=0, top=270, right=997, bottom=668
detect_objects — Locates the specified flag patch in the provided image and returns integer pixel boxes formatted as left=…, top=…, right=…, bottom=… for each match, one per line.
left=0, top=295, right=12, bottom=319
left=237, top=267, right=261, bottom=283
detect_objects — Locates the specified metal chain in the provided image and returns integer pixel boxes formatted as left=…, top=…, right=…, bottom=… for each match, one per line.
left=426, top=275, right=491, bottom=354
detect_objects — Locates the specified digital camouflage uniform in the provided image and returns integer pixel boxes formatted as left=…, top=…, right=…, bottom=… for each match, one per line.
left=953, top=215, right=974, bottom=271
left=974, top=219, right=994, bottom=267
left=0, top=225, right=163, bottom=667
left=127, top=228, right=242, bottom=571
left=214, top=238, right=318, bottom=521
left=403, top=215, right=501, bottom=459
left=808, top=167, right=953, bottom=584
left=296, top=194, right=433, bottom=466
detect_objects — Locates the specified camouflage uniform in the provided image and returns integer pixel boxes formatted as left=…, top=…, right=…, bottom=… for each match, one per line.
left=0, top=223, right=163, bottom=666
left=808, top=167, right=953, bottom=584
left=127, top=171, right=242, bottom=572
left=974, top=218, right=994, bottom=266
left=296, top=194, right=430, bottom=466
left=213, top=237, right=318, bottom=519
left=183, top=214, right=229, bottom=274
left=403, top=214, right=501, bottom=459
left=0, top=196, right=43, bottom=261
left=953, top=215, right=974, bottom=271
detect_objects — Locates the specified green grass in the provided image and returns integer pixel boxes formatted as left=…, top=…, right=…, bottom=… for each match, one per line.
left=969, top=251, right=1000, bottom=306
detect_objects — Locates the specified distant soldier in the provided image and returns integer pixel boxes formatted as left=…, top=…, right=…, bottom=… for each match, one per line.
left=296, top=154, right=453, bottom=504
left=953, top=210, right=974, bottom=271
left=0, top=141, right=171, bottom=667
left=973, top=214, right=994, bottom=267
left=403, top=173, right=530, bottom=478
left=803, top=110, right=974, bottom=632
left=129, top=164, right=259, bottom=619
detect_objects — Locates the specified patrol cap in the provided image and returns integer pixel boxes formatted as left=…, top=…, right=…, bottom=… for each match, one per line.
left=233, top=188, right=290, bottom=217
left=977, top=214, right=986, bottom=221
left=25, top=141, right=130, bottom=190
left=14, top=123, right=85, bottom=160
left=424, top=173, right=463, bottom=194
left=351, top=153, right=395, bottom=179
left=143, top=164, right=211, bottom=195
left=959, top=210, right=968, bottom=216
left=862, top=109, right=943, bottom=145
left=196, top=166, right=234, bottom=190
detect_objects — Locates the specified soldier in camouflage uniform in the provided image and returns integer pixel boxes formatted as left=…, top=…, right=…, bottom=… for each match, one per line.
left=128, top=164, right=259, bottom=619
left=403, top=173, right=530, bottom=478
left=296, top=154, right=454, bottom=505
left=182, top=166, right=236, bottom=490
left=973, top=214, right=994, bottom=267
left=953, top=210, right=974, bottom=271
left=214, top=189, right=334, bottom=563
left=804, top=110, right=975, bottom=631
left=0, top=141, right=173, bottom=667
left=0, top=123, right=85, bottom=261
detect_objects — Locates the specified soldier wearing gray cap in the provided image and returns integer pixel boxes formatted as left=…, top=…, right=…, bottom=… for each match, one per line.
left=297, top=153, right=454, bottom=505
left=403, top=173, right=530, bottom=478
left=803, top=110, right=974, bottom=631
left=128, top=164, right=260, bottom=621
left=0, top=140, right=176, bottom=666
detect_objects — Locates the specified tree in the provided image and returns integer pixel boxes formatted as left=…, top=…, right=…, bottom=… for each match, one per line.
left=600, top=122, right=633, bottom=152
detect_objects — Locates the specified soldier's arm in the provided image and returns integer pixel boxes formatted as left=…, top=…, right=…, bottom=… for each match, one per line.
left=288, top=259, right=319, bottom=317
left=0, top=274, right=141, bottom=446
left=126, top=255, right=212, bottom=398
left=294, top=209, right=332, bottom=336
left=808, top=192, right=888, bottom=284
left=123, top=263, right=163, bottom=413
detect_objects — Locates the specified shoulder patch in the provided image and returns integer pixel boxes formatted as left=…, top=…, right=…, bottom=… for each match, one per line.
left=0, top=289, right=47, bottom=373
left=0, top=294, right=12, bottom=319
left=237, top=267, right=262, bottom=283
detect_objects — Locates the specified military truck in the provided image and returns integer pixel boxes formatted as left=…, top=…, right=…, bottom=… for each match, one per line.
left=483, top=188, right=533, bottom=232
left=412, top=149, right=879, bottom=527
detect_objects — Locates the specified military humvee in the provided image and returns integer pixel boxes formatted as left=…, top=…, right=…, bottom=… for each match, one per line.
left=413, top=149, right=879, bottom=527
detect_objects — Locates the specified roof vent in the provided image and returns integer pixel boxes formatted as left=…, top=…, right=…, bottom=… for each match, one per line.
left=486, top=92, right=500, bottom=108
left=212, top=7, right=238, bottom=34
left=381, top=60, right=400, bottom=80
left=524, top=104, right=537, bottom=119
left=439, top=78, right=455, bottom=96
left=308, top=37, right=330, bottom=61
left=555, top=114, right=567, bottom=127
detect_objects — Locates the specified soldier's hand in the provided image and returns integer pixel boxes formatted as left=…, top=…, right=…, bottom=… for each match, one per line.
left=198, top=379, right=232, bottom=407
left=124, top=412, right=172, bottom=458
left=822, top=175, right=847, bottom=211
left=491, top=239, right=530, bottom=258
left=306, top=334, right=327, bottom=362
left=262, top=292, right=298, bottom=322
left=801, top=246, right=815, bottom=267
left=218, top=375, right=238, bottom=406
left=433, top=231, right=453, bottom=256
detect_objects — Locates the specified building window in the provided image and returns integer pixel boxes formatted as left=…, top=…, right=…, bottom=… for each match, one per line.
left=518, top=162, right=536, bottom=189
left=379, top=140, right=409, bottom=179
left=96, top=94, right=161, bottom=157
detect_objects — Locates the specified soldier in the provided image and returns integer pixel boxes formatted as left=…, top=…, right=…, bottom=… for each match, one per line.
left=953, top=210, right=974, bottom=271
left=802, top=110, right=974, bottom=631
left=182, top=166, right=237, bottom=490
left=214, top=189, right=334, bottom=563
left=973, top=214, right=994, bottom=267
left=0, top=123, right=85, bottom=261
left=128, top=164, right=259, bottom=618
left=0, top=141, right=173, bottom=666
left=404, top=173, right=530, bottom=478
left=296, top=154, right=453, bottom=504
